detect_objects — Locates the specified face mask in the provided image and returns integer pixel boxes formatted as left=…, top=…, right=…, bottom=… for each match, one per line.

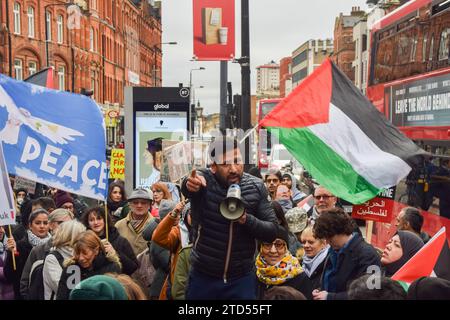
left=17, top=197, right=24, bottom=205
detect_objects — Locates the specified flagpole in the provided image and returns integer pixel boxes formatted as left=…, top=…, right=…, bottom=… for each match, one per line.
left=239, top=123, right=259, bottom=144
left=104, top=201, right=109, bottom=241
left=7, top=225, right=16, bottom=271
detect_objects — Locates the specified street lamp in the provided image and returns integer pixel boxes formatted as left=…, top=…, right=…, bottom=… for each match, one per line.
left=153, top=41, right=177, bottom=86
left=189, top=67, right=205, bottom=133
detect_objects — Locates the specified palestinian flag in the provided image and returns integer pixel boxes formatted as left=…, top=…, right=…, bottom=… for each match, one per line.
left=392, top=227, right=450, bottom=289
left=260, top=59, right=427, bottom=204
left=24, top=67, right=54, bottom=89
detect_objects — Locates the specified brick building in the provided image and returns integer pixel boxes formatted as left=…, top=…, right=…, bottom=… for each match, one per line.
left=0, top=0, right=161, bottom=108
left=279, top=56, right=291, bottom=98
left=332, top=6, right=365, bottom=82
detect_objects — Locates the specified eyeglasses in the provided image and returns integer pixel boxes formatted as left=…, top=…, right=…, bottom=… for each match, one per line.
left=266, top=179, right=279, bottom=184
left=262, top=241, right=286, bottom=251
left=314, top=195, right=333, bottom=200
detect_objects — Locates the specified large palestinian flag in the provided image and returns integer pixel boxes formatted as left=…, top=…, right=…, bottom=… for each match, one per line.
left=392, top=227, right=450, bottom=289
left=260, top=59, right=427, bottom=204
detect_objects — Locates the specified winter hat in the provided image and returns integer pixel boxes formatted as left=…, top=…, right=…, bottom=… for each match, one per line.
left=128, top=188, right=153, bottom=202
left=69, top=275, right=128, bottom=300
left=158, top=199, right=177, bottom=220
left=285, top=207, right=308, bottom=233
left=55, top=190, right=74, bottom=209
left=407, top=276, right=450, bottom=300
left=384, top=230, right=424, bottom=277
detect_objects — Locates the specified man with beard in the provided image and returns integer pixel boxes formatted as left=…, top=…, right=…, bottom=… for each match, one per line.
left=182, top=137, right=281, bottom=299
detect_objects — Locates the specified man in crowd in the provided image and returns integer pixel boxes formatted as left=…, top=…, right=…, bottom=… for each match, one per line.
left=308, top=186, right=337, bottom=223
left=182, top=136, right=281, bottom=299
left=265, top=170, right=282, bottom=200
left=282, top=173, right=306, bottom=205
left=395, top=207, right=430, bottom=243
left=116, top=189, right=154, bottom=256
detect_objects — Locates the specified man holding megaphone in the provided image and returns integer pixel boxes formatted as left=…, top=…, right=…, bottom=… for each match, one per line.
left=182, top=137, right=282, bottom=300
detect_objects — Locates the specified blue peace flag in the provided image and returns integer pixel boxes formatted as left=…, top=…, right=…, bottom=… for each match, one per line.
left=0, top=74, right=107, bottom=200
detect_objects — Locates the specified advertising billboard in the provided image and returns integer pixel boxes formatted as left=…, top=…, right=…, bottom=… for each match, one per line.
left=193, top=0, right=235, bottom=61
left=125, top=86, right=190, bottom=192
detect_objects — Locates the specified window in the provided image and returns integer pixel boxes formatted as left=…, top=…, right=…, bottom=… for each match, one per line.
left=438, top=29, right=450, bottom=61
left=13, top=2, right=21, bottom=34
left=429, top=34, right=434, bottom=61
left=27, top=7, right=34, bottom=38
left=14, top=59, right=23, bottom=80
left=410, top=34, right=418, bottom=62
left=46, top=12, right=52, bottom=41
left=423, top=32, right=428, bottom=62
left=58, top=66, right=65, bottom=91
left=90, top=27, right=94, bottom=51
left=91, top=0, right=97, bottom=10
left=57, top=15, right=63, bottom=44
left=28, top=61, right=37, bottom=76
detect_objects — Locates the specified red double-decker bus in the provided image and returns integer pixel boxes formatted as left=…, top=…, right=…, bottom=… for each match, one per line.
left=367, top=0, right=450, bottom=246
left=256, top=98, right=282, bottom=170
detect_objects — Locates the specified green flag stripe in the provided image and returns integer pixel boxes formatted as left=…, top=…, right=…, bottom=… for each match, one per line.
left=267, top=126, right=381, bottom=204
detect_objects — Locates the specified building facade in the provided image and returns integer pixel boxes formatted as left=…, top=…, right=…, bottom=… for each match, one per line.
left=332, top=6, right=365, bottom=83
left=291, top=39, right=333, bottom=88
left=352, top=19, right=368, bottom=93
left=256, top=61, right=280, bottom=98
left=279, top=56, right=291, bottom=98
left=0, top=0, right=162, bottom=144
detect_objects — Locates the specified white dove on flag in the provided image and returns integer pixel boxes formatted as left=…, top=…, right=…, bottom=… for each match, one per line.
left=0, top=84, right=84, bottom=145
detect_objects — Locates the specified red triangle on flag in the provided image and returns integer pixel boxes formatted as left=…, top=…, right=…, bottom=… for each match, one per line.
left=392, top=227, right=447, bottom=284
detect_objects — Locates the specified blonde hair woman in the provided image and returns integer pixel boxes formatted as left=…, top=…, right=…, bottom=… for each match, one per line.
left=55, top=230, right=121, bottom=300
left=43, top=220, right=86, bottom=300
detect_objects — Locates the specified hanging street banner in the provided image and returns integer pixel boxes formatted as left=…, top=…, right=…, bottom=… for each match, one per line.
left=0, top=74, right=107, bottom=200
left=352, top=187, right=396, bottom=223
left=0, top=143, right=16, bottom=226
left=109, top=149, right=125, bottom=180
left=193, top=0, right=235, bottom=61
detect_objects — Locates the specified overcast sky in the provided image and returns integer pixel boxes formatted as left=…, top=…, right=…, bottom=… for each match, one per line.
left=162, top=0, right=369, bottom=115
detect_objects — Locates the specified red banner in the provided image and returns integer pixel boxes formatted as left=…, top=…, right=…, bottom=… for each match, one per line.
left=193, top=0, right=235, bottom=61
left=352, top=198, right=395, bottom=223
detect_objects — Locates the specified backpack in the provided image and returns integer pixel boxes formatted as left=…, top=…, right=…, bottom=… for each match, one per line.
left=28, top=250, right=64, bottom=300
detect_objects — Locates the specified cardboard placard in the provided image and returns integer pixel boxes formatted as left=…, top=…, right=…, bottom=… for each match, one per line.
left=202, top=8, right=222, bottom=45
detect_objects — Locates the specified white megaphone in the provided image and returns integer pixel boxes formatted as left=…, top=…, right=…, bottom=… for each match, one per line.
left=220, top=184, right=245, bottom=221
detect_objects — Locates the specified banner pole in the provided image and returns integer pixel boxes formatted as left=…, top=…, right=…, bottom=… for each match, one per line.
left=366, top=220, right=374, bottom=244
left=7, top=225, right=16, bottom=271
left=104, top=202, right=109, bottom=241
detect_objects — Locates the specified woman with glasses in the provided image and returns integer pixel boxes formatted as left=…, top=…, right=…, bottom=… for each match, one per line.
left=4, top=209, right=51, bottom=299
left=255, top=227, right=304, bottom=299
left=151, top=182, right=172, bottom=218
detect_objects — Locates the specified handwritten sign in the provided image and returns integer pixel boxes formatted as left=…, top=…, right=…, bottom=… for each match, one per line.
left=109, top=149, right=125, bottom=180
left=0, top=143, right=17, bottom=226
left=352, top=187, right=396, bottom=223
left=13, top=176, right=37, bottom=195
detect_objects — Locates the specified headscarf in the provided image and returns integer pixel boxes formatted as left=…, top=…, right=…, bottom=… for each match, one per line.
left=384, top=230, right=424, bottom=277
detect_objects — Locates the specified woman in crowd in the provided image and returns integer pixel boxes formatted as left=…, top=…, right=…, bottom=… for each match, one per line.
left=151, top=182, right=172, bottom=218
left=43, top=220, right=86, bottom=300
left=296, top=226, right=329, bottom=299
left=0, top=226, right=14, bottom=300
left=107, top=181, right=130, bottom=222
left=56, top=230, right=122, bottom=300
left=81, top=207, right=138, bottom=275
left=4, top=209, right=51, bottom=299
left=381, top=230, right=424, bottom=277
left=271, top=201, right=301, bottom=257
left=255, top=227, right=303, bottom=299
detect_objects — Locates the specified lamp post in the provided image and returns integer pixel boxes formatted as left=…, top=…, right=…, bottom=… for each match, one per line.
left=189, top=67, right=205, bottom=134
left=153, top=41, right=177, bottom=86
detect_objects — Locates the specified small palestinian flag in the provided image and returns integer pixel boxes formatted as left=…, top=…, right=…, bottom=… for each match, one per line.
left=260, top=59, right=427, bottom=204
left=24, top=67, right=54, bottom=89
left=392, top=227, right=450, bottom=290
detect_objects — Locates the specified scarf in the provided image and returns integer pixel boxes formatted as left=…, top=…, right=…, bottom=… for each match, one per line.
left=256, top=252, right=302, bottom=285
left=302, top=245, right=329, bottom=278
left=27, top=229, right=51, bottom=247
left=129, top=212, right=151, bottom=234
left=107, top=199, right=127, bottom=212
left=276, top=198, right=293, bottom=213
